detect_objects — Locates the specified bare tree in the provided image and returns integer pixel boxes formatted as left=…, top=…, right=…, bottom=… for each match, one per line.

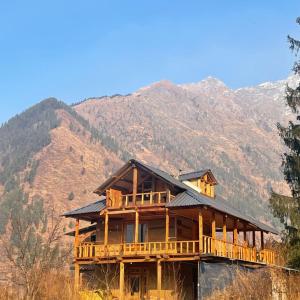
left=84, top=264, right=119, bottom=299
left=0, top=197, right=71, bottom=300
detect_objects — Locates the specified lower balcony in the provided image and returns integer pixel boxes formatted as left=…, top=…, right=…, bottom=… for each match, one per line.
left=75, top=235, right=277, bottom=265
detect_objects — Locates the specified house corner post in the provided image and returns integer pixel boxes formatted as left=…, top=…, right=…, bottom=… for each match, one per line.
left=104, top=211, right=109, bottom=246
left=222, top=215, right=227, bottom=257
left=165, top=208, right=169, bottom=243
left=135, top=210, right=139, bottom=244
left=261, top=231, right=264, bottom=250
left=132, top=165, right=138, bottom=205
left=74, top=218, right=79, bottom=257
left=211, top=212, right=216, bottom=254
left=119, top=262, right=125, bottom=300
left=74, top=262, right=80, bottom=291
left=233, top=219, right=238, bottom=259
left=198, top=209, right=203, bottom=253
left=157, top=260, right=162, bottom=299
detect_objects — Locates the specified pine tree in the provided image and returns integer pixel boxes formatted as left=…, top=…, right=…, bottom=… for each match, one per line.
left=270, top=17, right=300, bottom=269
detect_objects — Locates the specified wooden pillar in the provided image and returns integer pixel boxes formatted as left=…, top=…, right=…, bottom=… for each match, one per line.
left=198, top=209, right=203, bottom=253
left=243, top=223, right=247, bottom=243
left=261, top=231, right=264, bottom=250
left=211, top=212, right=216, bottom=254
left=222, top=215, right=227, bottom=256
left=252, top=231, right=256, bottom=248
left=104, top=212, right=109, bottom=246
left=132, top=166, right=138, bottom=205
left=165, top=208, right=169, bottom=243
left=74, top=218, right=80, bottom=258
left=119, top=262, right=125, bottom=300
left=233, top=219, right=238, bottom=258
left=135, top=210, right=139, bottom=243
left=157, top=260, right=162, bottom=297
left=74, top=263, right=80, bottom=290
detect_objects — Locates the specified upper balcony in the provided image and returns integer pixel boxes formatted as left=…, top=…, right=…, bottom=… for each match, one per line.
left=106, top=190, right=175, bottom=209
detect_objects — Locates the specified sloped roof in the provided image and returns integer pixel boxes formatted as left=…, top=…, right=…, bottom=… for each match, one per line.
left=179, top=169, right=217, bottom=184
left=167, top=190, right=279, bottom=234
left=63, top=198, right=106, bottom=217
left=64, top=159, right=278, bottom=234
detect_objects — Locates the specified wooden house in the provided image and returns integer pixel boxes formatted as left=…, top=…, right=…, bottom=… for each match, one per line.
left=64, top=159, right=279, bottom=299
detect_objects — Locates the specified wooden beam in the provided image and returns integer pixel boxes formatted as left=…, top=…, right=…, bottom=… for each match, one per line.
left=132, top=166, right=138, bottom=205
left=104, top=212, right=109, bottom=246
left=119, top=262, right=125, bottom=300
left=107, top=210, right=136, bottom=215
left=135, top=210, right=139, bottom=243
left=252, top=231, right=256, bottom=248
left=165, top=208, right=169, bottom=242
left=198, top=210, right=203, bottom=252
left=211, top=212, right=216, bottom=254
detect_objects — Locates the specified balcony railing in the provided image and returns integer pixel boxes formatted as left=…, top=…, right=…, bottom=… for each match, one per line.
left=75, top=235, right=277, bottom=265
left=107, top=191, right=174, bottom=208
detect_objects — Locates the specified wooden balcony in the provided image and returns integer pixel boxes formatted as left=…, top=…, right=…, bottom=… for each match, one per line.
left=106, top=190, right=174, bottom=208
left=75, top=235, right=277, bottom=265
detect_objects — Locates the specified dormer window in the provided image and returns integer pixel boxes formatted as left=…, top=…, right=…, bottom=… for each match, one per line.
left=179, top=170, right=217, bottom=198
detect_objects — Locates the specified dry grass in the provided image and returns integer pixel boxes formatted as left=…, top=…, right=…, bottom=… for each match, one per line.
left=0, top=272, right=81, bottom=300
left=206, top=268, right=300, bottom=300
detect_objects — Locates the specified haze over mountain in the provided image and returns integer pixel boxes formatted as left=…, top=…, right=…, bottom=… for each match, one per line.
left=0, top=75, right=296, bottom=231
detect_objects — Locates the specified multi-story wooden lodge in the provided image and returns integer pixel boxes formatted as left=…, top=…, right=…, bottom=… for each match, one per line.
left=64, top=159, right=279, bottom=299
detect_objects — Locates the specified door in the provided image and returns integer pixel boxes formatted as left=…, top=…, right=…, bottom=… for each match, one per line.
left=128, top=272, right=147, bottom=300
left=129, top=275, right=141, bottom=299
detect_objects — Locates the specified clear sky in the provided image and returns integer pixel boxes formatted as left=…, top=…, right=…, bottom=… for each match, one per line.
left=0, top=1, right=300, bottom=124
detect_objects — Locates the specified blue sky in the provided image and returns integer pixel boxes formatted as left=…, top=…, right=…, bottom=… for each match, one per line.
left=0, top=1, right=300, bottom=124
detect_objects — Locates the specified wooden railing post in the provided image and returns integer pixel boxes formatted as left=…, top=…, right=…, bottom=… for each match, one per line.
left=198, top=209, right=203, bottom=253
left=104, top=212, right=109, bottom=246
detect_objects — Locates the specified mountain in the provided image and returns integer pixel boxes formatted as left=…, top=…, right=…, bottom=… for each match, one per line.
left=0, top=99, right=122, bottom=232
left=0, top=76, right=296, bottom=231
left=73, top=76, right=296, bottom=220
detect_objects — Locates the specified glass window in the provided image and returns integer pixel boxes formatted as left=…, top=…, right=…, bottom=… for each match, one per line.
left=125, top=224, right=134, bottom=243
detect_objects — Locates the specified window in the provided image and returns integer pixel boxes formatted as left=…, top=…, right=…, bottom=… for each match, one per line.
left=139, top=224, right=148, bottom=243
left=125, top=224, right=134, bottom=243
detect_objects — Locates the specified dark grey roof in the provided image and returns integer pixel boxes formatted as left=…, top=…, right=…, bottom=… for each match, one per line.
left=134, top=160, right=187, bottom=190
left=64, top=159, right=278, bottom=235
left=63, top=198, right=106, bottom=217
left=167, top=190, right=279, bottom=234
left=179, top=170, right=210, bottom=181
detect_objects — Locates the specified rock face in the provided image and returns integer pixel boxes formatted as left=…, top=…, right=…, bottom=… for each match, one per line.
left=0, top=76, right=297, bottom=224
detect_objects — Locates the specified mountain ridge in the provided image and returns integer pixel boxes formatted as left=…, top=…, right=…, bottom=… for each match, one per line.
left=0, top=75, right=296, bottom=231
